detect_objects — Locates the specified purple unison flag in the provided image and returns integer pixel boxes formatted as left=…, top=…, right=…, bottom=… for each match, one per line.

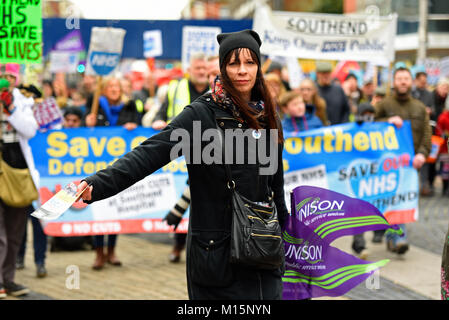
left=53, top=30, right=85, bottom=53
left=282, top=186, right=400, bottom=300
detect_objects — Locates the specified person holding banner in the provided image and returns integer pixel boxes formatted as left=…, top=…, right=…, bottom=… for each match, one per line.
left=374, top=66, right=432, bottom=256
left=83, top=77, right=140, bottom=270
left=77, top=29, right=288, bottom=299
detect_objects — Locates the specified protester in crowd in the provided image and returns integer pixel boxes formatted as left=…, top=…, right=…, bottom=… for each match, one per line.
left=0, top=73, right=39, bottom=298
left=206, top=55, right=220, bottom=90
left=80, top=74, right=97, bottom=98
left=16, top=206, right=47, bottom=278
left=361, top=79, right=375, bottom=103
left=1, top=64, right=33, bottom=110
left=279, top=90, right=322, bottom=133
left=132, top=71, right=158, bottom=121
left=431, top=77, right=449, bottom=122
left=13, top=84, right=54, bottom=279
left=151, top=52, right=209, bottom=263
left=67, top=90, right=87, bottom=116
left=265, top=60, right=291, bottom=91
left=264, top=72, right=287, bottom=116
left=374, top=66, right=431, bottom=256
left=315, top=61, right=350, bottom=125
left=152, top=52, right=209, bottom=131
left=140, top=84, right=168, bottom=128
left=342, top=73, right=362, bottom=121
left=412, top=71, right=433, bottom=111
left=412, top=72, right=437, bottom=196
left=83, top=77, right=139, bottom=270
left=53, top=74, right=69, bottom=109
left=42, top=80, right=56, bottom=100
left=371, top=86, right=386, bottom=107
left=63, top=106, right=83, bottom=128
left=120, top=78, right=133, bottom=101
left=435, top=98, right=449, bottom=195
left=298, top=78, right=328, bottom=126
left=77, top=29, right=288, bottom=300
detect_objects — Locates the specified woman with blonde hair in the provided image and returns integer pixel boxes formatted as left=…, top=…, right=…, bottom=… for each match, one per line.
left=264, top=72, right=286, bottom=106
left=298, top=78, right=328, bottom=126
left=83, top=76, right=139, bottom=270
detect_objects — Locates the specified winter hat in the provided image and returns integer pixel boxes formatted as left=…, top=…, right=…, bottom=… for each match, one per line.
left=0, top=63, right=20, bottom=86
left=217, top=29, right=262, bottom=68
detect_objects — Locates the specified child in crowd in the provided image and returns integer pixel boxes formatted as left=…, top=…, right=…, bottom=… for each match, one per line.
left=279, top=91, right=323, bottom=133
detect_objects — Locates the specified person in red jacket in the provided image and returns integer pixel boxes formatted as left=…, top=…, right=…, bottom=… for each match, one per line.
left=436, top=102, right=449, bottom=195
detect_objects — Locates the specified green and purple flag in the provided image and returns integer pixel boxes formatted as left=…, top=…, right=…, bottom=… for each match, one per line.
left=282, top=186, right=401, bottom=300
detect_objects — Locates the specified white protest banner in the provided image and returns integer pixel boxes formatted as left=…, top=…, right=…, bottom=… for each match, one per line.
left=253, top=5, right=397, bottom=65
left=85, top=27, right=126, bottom=76
left=440, top=56, right=449, bottom=78
left=182, top=26, right=221, bottom=71
left=49, top=51, right=79, bottom=73
left=143, top=30, right=163, bottom=58
left=285, top=56, right=304, bottom=89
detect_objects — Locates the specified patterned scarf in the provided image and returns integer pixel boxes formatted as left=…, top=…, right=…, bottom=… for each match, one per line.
left=211, top=76, right=264, bottom=122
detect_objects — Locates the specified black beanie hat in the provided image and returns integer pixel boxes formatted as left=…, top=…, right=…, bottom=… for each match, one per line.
left=217, top=29, right=262, bottom=68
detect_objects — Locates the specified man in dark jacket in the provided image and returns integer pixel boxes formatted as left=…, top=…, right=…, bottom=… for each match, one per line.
left=374, top=66, right=431, bottom=256
left=315, top=61, right=350, bottom=125
left=412, top=72, right=437, bottom=196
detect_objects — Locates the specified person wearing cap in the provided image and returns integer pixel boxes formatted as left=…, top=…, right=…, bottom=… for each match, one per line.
left=375, top=66, right=431, bottom=256
left=75, top=29, right=288, bottom=299
left=361, top=79, right=375, bottom=103
left=315, top=61, right=350, bottom=125
left=265, top=60, right=291, bottom=91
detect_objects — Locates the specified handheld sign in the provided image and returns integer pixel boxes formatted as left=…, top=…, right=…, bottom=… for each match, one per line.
left=85, top=27, right=126, bottom=116
left=31, top=182, right=90, bottom=221
left=86, top=27, right=126, bottom=76
left=0, top=1, right=43, bottom=64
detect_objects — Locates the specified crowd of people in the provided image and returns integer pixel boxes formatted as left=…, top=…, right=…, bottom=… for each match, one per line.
left=0, top=30, right=449, bottom=299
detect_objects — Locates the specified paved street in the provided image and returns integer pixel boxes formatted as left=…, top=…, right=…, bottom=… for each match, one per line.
left=7, top=178, right=448, bottom=301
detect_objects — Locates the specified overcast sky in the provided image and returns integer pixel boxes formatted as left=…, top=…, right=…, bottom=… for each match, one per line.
left=70, top=0, right=190, bottom=20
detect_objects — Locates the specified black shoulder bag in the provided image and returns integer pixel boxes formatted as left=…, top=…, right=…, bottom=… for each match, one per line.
left=216, top=122, right=284, bottom=270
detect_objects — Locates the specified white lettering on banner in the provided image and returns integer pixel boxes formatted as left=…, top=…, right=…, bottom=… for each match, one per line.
left=252, top=5, right=397, bottom=63
left=283, top=165, right=328, bottom=213
left=91, top=54, right=119, bottom=67
left=90, top=173, right=177, bottom=221
left=181, top=26, right=221, bottom=71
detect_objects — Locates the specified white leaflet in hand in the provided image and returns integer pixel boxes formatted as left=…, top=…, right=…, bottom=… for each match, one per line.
left=31, top=183, right=87, bottom=220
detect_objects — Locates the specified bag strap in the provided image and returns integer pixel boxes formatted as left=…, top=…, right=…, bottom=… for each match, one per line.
left=215, top=121, right=235, bottom=190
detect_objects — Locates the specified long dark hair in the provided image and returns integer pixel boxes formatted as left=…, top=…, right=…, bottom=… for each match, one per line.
left=220, top=48, right=284, bottom=143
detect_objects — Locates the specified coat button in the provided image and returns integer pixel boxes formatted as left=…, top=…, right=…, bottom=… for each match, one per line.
left=237, top=123, right=242, bottom=128
left=219, top=122, right=224, bottom=127
left=209, top=240, right=214, bottom=245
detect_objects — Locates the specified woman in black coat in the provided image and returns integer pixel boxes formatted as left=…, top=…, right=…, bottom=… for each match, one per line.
left=77, top=30, right=288, bottom=299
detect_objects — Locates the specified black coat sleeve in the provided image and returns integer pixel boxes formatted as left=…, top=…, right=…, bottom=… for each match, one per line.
left=83, top=104, right=198, bottom=203
left=271, top=142, right=288, bottom=229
